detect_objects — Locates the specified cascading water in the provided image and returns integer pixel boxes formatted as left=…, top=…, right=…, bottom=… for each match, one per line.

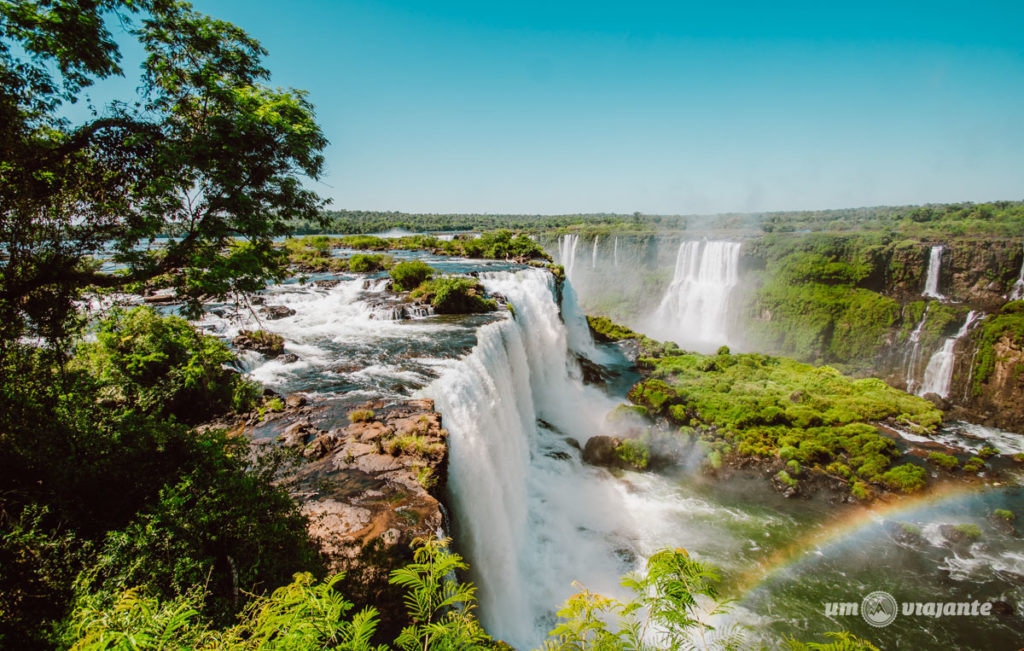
left=923, top=245, right=945, bottom=299
left=613, top=236, right=619, bottom=267
left=646, top=240, right=742, bottom=352
left=903, top=304, right=930, bottom=394
left=426, top=268, right=632, bottom=648
left=918, top=310, right=977, bottom=399
left=591, top=235, right=599, bottom=269
left=557, top=234, right=580, bottom=279
left=1008, top=243, right=1024, bottom=300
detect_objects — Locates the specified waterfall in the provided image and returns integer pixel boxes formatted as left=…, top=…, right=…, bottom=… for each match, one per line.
left=923, top=245, right=945, bottom=299
left=426, top=268, right=630, bottom=648
left=918, top=311, right=977, bottom=399
left=647, top=240, right=742, bottom=352
left=1009, top=243, right=1024, bottom=301
left=903, top=305, right=930, bottom=394
left=558, top=234, right=580, bottom=278
left=613, top=237, right=619, bottom=267
left=591, top=235, right=599, bottom=269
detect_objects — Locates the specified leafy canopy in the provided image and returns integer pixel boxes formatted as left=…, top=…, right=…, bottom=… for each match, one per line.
left=0, top=0, right=328, bottom=343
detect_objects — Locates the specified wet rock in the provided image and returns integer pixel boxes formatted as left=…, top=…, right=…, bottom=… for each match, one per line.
left=576, top=354, right=616, bottom=385
left=314, top=278, right=343, bottom=289
left=260, top=304, right=296, bottom=320
left=278, top=419, right=318, bottom=449
left=233, top=330, right=285, bottom=357
left=582, top=435, right=622, bottom=467
left=278, top=353, right=299, bottom=364
left=991, top=600, right=1015, bottom=616
left=285, top=393, right=308, bottom=409
left=922, top=392, right=948, bottom=410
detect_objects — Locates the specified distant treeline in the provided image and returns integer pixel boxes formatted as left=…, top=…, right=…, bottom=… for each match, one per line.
left=290, top=200, right=1024, bottom=238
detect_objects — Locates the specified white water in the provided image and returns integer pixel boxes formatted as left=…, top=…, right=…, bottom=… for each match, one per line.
left=558, top=234, right=580, bottom=279
left=923, top=245, right=945, bottom=299
left=613, top=236, right=619, bottom=267
left=591, top=235, right=600, bottom=269
left=426, top=269, right=632, bottom=647
left=918, top=310, right=977, bottom=399
left=647, top=240, right=742, bottom=352
left=1009, top=243, right=1024, bottom=300
left=903, top=304, right=930, bottom=394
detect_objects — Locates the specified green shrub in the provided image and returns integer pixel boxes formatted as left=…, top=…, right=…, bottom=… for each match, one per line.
left=411, top=277, right=496, bottom=314
left=615, top=439, right=650, bottom=470
left=994, top=509, right=1015, bottom=522
left=389, top=260, right=435, bottom=292
left=339, top=234, right=389, bottom=250
left=953, top=523, right=981, bottom=541
left=348, top=253, right=393, bottom=272
left=73, top=308, right=249, bottom=424
left=962, top=457, right=985, bottom=473
left=850, top=480, right=872, bottom=500
left=977, top=445, right=998, bottom=459
left=928, top=452, right=959, bottom=470
left=348, top=409, right=375, bottom=423
left=881, top=464, right=927, bottom=493
left=776, top=470, right=798, bottom=488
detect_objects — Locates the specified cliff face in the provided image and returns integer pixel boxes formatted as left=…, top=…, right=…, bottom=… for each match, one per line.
left=541, top=231, right=1024, bottom=432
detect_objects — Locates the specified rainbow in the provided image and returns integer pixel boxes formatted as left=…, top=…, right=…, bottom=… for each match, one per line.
left=731, top=482, right=996, bottom=599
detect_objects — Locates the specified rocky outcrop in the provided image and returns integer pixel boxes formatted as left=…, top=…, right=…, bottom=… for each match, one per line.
left=260, top=304, right=296, bottom=320
left=232, top=330, right=285, bottom=357
left=280, top=398, right=449, bottom=639
left=953, top=334, right=1024, bottom=431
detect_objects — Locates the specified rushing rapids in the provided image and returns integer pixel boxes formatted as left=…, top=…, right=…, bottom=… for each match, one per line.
left=193, top=248, right=1024, bottom=649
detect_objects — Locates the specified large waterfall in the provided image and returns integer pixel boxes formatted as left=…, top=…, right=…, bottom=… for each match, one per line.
left=918, top=311, right=977, bottom=399
left=647, top=240, right=742, bottom=352
left=426, top=268, right=631, bottom=647
left=923, top=245, right=945, bottom=299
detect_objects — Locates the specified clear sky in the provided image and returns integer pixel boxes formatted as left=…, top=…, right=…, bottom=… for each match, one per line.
left=84, top=0, right=1024, bottom=215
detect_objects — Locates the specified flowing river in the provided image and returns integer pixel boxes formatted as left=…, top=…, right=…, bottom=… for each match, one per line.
left=180, top=249, right=1023, bottom=649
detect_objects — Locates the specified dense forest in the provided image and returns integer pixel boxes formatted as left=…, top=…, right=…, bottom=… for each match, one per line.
left=294, top=201, right=1024, bottom=238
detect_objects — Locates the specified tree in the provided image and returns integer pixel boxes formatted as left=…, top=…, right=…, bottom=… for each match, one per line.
left=0, top=0, right=328, bottom=345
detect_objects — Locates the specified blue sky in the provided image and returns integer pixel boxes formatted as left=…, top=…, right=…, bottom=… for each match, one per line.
left=84, top=1, right=1024, bottom=214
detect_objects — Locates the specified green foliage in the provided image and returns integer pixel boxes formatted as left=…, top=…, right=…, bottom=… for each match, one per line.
left=73, top=307, right=255, bottom=423
left=411, top=277, right=497, bottom=314
left=953, top=523, right=982, bottom=541
left=281, top=236, right=348, bottom=272
left=542, top=547, right=745, bottom=651
left=237, top=330, right=286, bottom=357
left=615, top=439, right=650, bottom=470
left=340, top=235, right=390, bottom=250
left=629, top=343, right=940, bottom=497
left=389, top=537, right=491, bottom=650
left=972, top=302, right=1024, bottom=396
left=880, top=464, right=927, bottom=493
left=962, top=457, right=986, bottom=473
left=348, top=409, right=376, bottom=423
left=348, top=254, right=394, bottom=273
left=587, top=315, right=640, bottom=342
left=977, top=445, right=998, bottom=459
left=746, top=241, right=902, bottom=367
left=993, top=509, right=1015, bottom=521
left=0, top=0, right=328, bottom=340
left=928, top=452, right=959, bottom=470
left=389, top=261, right=435, bottom=292
left=776, top=470, right=798, bottom=488
left=784, top=631, right=882, bottom=651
